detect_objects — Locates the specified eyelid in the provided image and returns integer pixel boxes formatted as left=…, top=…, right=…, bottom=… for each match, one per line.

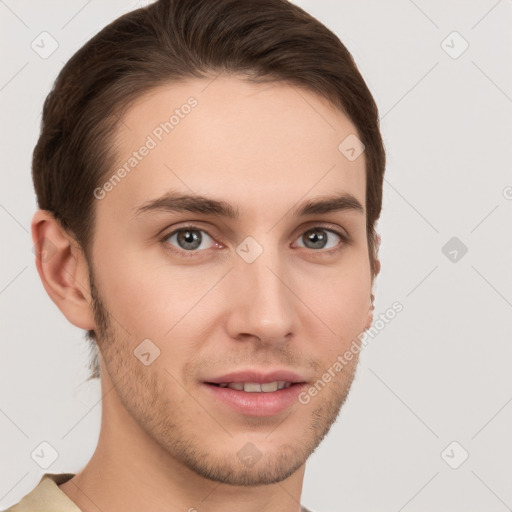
left=295, top=221, right=350, bottom=242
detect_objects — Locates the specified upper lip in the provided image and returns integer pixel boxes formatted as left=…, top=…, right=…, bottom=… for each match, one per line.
left=205, top=369, right=307, bottom=384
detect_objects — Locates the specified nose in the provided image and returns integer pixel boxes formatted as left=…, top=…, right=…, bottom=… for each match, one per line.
left=225, top=243, right=298, bottom=345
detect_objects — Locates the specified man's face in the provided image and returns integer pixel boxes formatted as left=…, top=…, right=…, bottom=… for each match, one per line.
left=88, top=76, right=373, bottom=485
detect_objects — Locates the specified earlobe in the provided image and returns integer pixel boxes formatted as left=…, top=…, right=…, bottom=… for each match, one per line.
left=31, top=209, right=96, bottom=331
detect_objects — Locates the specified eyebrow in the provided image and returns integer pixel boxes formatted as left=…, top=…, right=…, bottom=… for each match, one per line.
left=132, top=190, right=364, bottom=219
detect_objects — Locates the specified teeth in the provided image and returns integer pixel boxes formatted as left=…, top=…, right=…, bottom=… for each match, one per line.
left=243, top=382, right=262, bottom=392
left=219, top=381, right=292, bottom=392
left=261, top=382, right=278, bottom=392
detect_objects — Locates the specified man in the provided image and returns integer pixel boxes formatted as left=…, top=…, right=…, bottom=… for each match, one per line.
left=5, top=0, right=385, bottom=511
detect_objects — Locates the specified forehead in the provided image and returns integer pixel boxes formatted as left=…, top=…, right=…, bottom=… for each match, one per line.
left=99, top=75, right=366, bottom=222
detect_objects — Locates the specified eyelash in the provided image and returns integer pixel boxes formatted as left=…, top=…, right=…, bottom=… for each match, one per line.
left=159, top=223, right=350, bottom=259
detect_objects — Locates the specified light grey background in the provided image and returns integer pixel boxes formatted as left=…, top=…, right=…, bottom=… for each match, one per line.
left=1, top=1, right=511, bottom=511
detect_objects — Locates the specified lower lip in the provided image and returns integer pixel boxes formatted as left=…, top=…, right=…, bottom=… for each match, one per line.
left=202, top=383, right=307, bottom=417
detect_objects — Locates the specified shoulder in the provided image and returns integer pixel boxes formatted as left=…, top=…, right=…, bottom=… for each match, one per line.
left=2, top=473, right=79, bottom=512
left=300, top=505, right=320, bottom=512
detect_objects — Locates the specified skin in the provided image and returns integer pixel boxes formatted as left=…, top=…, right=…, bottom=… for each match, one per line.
left=32, top=75, right=378, bottom=512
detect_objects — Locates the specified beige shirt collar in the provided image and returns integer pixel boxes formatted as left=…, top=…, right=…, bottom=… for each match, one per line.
left=6, top=473, right=80, bottom=512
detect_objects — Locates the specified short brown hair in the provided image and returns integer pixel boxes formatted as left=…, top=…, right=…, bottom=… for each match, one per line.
left=33, top=0, right=386, bottom=379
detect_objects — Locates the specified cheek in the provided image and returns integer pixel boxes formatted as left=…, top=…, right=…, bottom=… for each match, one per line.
left=296, top=255, right=371, bottom=349
left=94, top=246, right=221, bottom=345
left=310, top=281, right=369, bottom=330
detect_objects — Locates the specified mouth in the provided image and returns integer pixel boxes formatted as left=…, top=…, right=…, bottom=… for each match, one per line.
left=202, top=369, right=309, bottom=416
left=203, top=375, right=307, bottom=418
left=205, top=381, right=298, bottom=392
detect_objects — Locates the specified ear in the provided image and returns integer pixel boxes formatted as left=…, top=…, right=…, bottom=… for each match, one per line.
left=364, top=293, right=375, bottom=331
left=31, top=209, right=96, bottom=331
left=372, top=232, right=382, bottom=279
left=365, top=232, right=381, bottom=330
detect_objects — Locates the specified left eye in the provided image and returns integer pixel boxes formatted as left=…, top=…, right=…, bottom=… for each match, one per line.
left=294, top=227, right=342, bottom=250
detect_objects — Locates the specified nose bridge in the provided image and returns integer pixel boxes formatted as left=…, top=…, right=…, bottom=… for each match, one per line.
left=227, top=238, right=296, bottom=342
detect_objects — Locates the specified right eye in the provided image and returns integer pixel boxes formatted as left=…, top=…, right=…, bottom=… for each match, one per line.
left=161, top=225, right=220, bottom=255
